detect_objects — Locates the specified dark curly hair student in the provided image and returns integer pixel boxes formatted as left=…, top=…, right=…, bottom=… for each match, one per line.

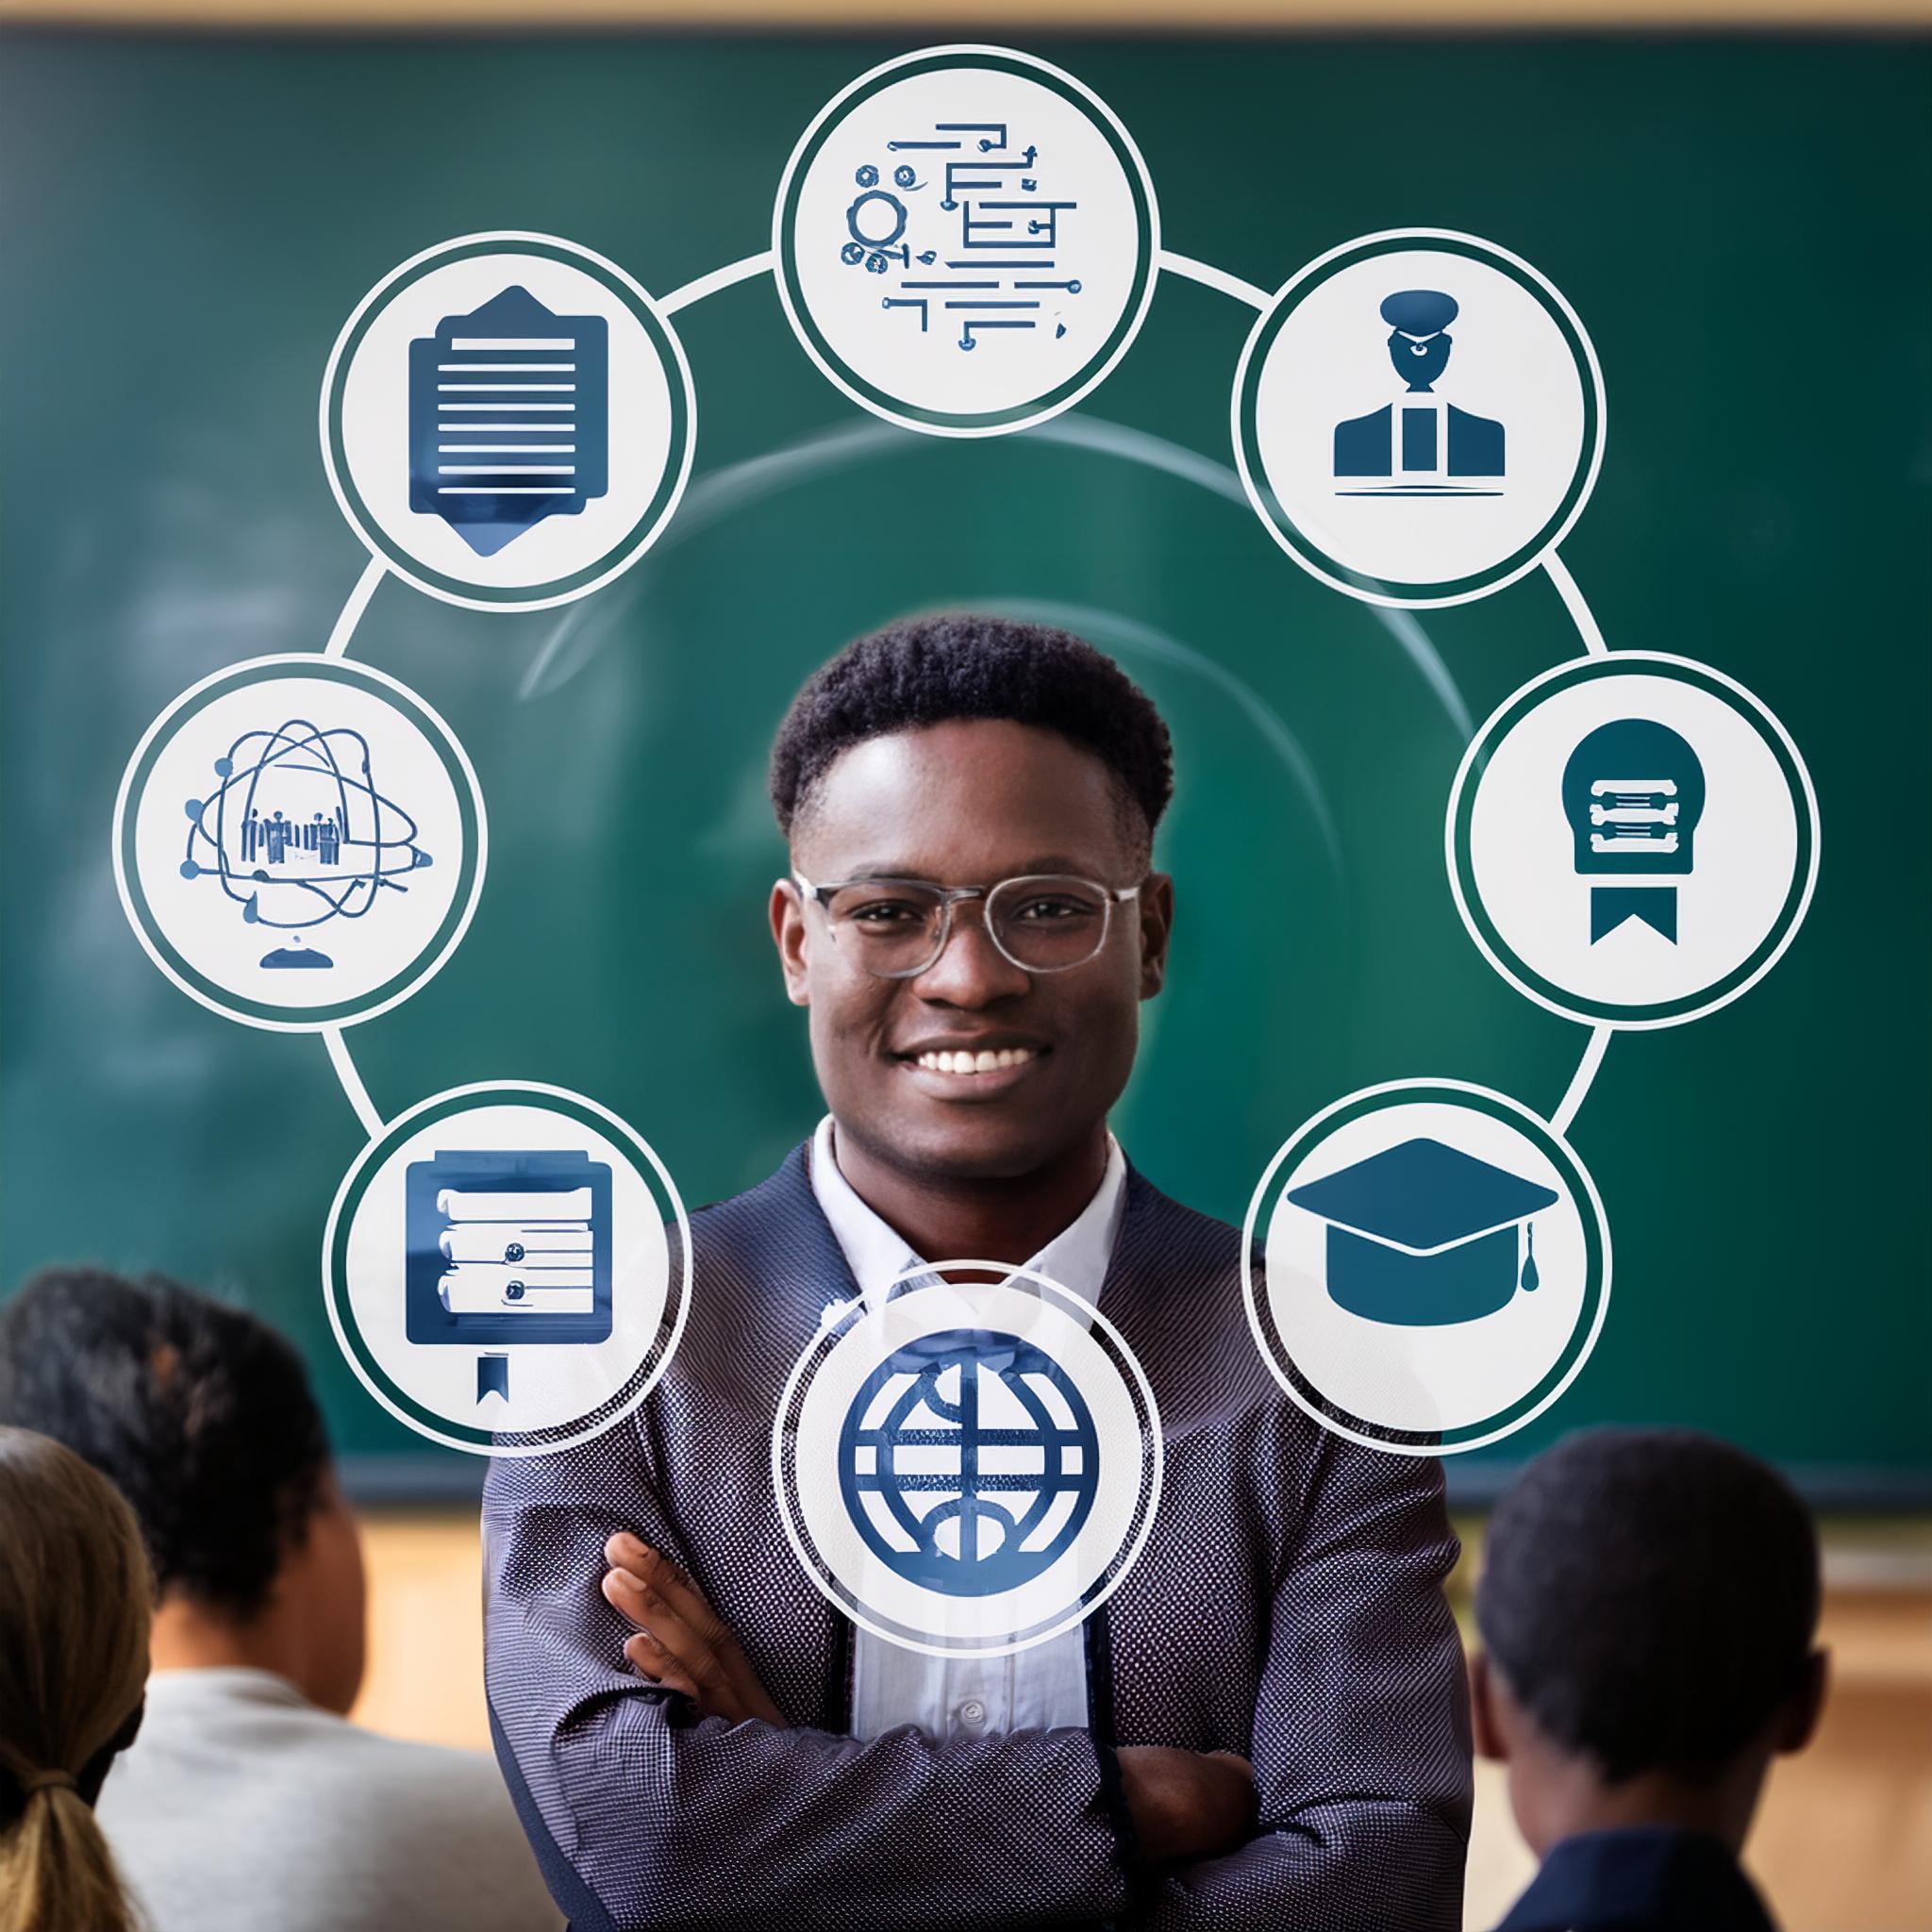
left=1472, top=1427, right=1827, bottom=1932
left=1475, top=1426, right=1822, bottom=1784
left=0, top=1267, right=329, bottom=1622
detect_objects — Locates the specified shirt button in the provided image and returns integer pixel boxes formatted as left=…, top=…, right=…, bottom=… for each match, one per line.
left=956, top=1699, right=987, bottom=1728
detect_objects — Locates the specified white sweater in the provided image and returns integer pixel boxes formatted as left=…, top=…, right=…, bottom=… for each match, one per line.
left=97, top=1669, right=561, bottom=1932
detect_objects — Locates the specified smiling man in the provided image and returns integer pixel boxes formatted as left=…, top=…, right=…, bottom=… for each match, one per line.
left=483, top=614, right=1471, bottom=1930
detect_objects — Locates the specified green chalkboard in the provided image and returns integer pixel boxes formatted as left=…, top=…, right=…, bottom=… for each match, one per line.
left=2, top=28, right=1927, bottom=1501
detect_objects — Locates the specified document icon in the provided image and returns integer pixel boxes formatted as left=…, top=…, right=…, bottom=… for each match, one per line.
left=408, top=286, right=608, bottom=557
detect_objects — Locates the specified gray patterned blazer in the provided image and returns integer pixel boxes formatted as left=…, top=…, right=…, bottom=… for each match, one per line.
left=483, top=1143, right=1472, bottom=1931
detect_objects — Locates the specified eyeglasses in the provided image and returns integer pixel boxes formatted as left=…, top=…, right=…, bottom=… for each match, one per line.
left=792, top=871, right=1144, bottom=979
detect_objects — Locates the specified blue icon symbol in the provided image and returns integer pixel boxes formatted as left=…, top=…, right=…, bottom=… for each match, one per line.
left=179, top=720, right=433, bottom=970
left=839, top=122, right=1080, bottom=351
left=1562, top=718, right=1706, bottom=944
left=1334, top=290, right=1507, bottom=495
left=405, top=1149, right=613, bottom=1403
left=408, top=286, right=608, bottom=557
left=837, top=1328, right=1099, bottom=1596
left=1287, top=1138, right=1558, bottom=1327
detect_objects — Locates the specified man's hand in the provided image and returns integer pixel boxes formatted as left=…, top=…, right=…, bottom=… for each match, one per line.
left=601, top=1532, right=788, bottom=1727
left=1115, top=1745, right=1256, bottom=1864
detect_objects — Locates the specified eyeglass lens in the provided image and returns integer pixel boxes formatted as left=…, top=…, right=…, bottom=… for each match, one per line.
left=820, top=876, right=1113, bottom=975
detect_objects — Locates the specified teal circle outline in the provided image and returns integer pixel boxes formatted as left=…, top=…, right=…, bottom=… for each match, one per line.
left=1449, top=655, right=1819, bottom=1025
left=116, top=657, right=483, bottom=1029
left=1244, top=1081, right=1609, bottom=1452
left=1234, top=231, right=1602, bottom=605
left=774, top=48, right=1158, bottom=433
left=771, top=1260, right=1162, bottom=1657
left=323, top=235, right=692, bottom=608
left=323, top=1083, right=690, bottom=1454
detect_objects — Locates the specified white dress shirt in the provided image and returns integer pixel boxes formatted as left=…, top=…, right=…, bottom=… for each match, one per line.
left=808, top=1113, right=1127, bottom=1743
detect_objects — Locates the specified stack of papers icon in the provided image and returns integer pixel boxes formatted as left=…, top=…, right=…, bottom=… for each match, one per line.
left=408, top=286, right=609, bottom=557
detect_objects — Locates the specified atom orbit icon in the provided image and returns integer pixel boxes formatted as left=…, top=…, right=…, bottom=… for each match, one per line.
left=178, top=715, right=432, bottom=965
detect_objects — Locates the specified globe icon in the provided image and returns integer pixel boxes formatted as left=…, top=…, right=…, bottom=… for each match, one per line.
left=837, top=1327, right=1100, bottom=1597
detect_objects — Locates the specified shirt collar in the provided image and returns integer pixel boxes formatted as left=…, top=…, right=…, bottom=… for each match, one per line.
left=808, top=1113, right=1126, bottom=1320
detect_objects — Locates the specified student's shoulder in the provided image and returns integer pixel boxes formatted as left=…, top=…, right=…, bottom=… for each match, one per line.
left=315, top=1723, right=524, bottom=1822
left=129, top=1697, right=525, bottom=1843
left=294, top=1729, right=563, bottom=1925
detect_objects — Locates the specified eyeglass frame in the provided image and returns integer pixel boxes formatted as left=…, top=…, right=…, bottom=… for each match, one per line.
left=790, top=870, right=1146, bottom=979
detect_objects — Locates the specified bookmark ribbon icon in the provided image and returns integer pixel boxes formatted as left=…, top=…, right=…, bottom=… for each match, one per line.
left=408, top=287, right=608, bottom=556
left=1590, top=885, right=1679, bottom=944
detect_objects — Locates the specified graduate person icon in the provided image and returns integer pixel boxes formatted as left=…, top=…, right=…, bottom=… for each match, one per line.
left=1334, top=290, right=1507, bottom=493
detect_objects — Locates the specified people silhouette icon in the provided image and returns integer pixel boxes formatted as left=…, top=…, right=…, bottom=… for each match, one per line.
left=1333, top=289, right=1507, bottom=494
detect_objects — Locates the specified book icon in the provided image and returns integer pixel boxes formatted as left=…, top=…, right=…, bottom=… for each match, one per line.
left=405, top=1149, right=613, bottom=1401
left=407, top=286, right=608, bottom=557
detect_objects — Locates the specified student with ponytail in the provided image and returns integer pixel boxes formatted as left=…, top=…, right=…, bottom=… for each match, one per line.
left=0, top=1425, right=151, bottom=1932
left=0, top=1269, right=559, bottom=1932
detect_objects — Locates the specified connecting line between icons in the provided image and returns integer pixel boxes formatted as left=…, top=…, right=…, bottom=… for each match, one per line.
left=324, top=556, right=387, bottom=661
left=1543, top=551, right=1608, bottom=658
left=1541, top=551, right=1614, bottom=1132
left=324, top=1025, right=386, bottom=1139
left=1156, top=250, right=1271, bottom=313
left=1553, top=1025, right=1612, bottom=1138
left=660, top=252, right=775, bottom=318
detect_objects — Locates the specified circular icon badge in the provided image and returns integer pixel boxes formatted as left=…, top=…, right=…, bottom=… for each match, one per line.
left=774, top=1262, right=1161, bottom=1657
left=112, top=655, right=485, bottom=1032
left=322, top=232, right=695, bottom=611
left=1243, top=1081, right=1610, bottom=1456
left=324, top=1082, right=691, bottom=1457
left=1448, top=653, right=1820, bottom=1028
left=1233, top=229, right=1604, bottom=608
left=774, top=45, right=1158, bottom=437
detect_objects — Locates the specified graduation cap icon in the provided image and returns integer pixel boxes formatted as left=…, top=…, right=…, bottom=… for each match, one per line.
left=1286, top=1138, right=1558, bottom=1327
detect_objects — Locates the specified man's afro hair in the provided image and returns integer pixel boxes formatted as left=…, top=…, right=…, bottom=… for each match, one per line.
left=770, top=613, right=1174, bottom=845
